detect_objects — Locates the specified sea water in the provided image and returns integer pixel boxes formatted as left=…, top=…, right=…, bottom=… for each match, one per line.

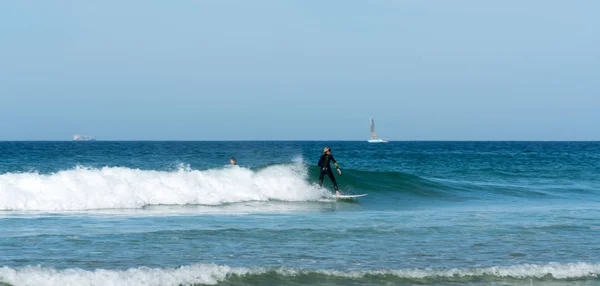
left=1, top=141, right=599, bottom=285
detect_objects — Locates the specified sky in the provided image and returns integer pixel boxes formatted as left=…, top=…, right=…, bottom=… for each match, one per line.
left=1, top=0, right=598, bottom=141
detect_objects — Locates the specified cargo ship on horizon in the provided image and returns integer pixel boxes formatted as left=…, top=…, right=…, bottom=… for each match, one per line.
left=73, top=134, right=96, bottom=141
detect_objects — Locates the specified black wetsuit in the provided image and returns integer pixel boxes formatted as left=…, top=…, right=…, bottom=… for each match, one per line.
left=318, top=154, right=339, bottom=191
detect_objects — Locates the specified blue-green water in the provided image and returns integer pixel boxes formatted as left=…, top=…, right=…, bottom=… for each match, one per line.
left=1, top=141, right=600, bottom=285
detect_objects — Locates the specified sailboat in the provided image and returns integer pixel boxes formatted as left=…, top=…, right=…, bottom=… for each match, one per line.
left=367, top=118, right=388, bottom=143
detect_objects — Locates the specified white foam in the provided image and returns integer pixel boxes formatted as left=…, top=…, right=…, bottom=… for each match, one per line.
left=316, top=262, right=600, bottom=279
left=0, top=264, right=257, bottom=286
left=0, top=262, right=599, bottom=286
left=0, top=163, right=327, bottom=211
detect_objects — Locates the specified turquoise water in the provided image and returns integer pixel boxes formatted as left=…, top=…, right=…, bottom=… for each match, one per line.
left=1, top=141, right=600, bottom=285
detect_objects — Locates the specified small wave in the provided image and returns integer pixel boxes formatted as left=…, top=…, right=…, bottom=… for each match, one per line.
left=1, top=262, right=599, bottom=286
left=1, top=161, right=585, bottom=212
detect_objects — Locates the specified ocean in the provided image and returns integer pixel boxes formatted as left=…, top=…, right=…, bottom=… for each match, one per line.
left=1, top=141, right=599, bottom=285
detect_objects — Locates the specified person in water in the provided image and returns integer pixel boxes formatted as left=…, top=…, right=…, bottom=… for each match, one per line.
left=230, top=157, right=237, bottom=165
left=318, top=147, right=342, bottom=196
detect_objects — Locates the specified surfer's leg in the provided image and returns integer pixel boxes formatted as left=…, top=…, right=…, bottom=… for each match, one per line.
left=318, top=169, right=326, bottom=186
left=327, top=169, right=339, bottom=193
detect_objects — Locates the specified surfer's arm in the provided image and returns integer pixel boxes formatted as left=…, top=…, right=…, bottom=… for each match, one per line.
left=331, top=156, right=339, bottom=169
left=332, top=157, right=341, bottom=175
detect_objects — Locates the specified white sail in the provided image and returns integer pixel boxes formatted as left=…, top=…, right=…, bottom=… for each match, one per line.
left=367, top=118, right=388, bottom=143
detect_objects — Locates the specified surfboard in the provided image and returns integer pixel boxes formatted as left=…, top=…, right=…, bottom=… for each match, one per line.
left=332, top=194, right=367, bottom=199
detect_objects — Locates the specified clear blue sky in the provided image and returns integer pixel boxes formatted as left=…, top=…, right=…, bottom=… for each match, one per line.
left=1, top=1, right=598, bottom=140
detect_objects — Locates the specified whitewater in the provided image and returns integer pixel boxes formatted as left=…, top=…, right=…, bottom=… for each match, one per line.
left=0, top=164, right=327, bottom=211
left=2, top=262, right=600, bottom=286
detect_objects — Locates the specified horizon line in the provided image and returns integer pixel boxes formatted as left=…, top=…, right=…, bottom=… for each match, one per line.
left=1, top=140, right=600, bottom=143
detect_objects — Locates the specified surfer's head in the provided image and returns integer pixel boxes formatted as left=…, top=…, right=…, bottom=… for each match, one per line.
left=229, top=157, right=236, bottom=165
left=323, top=147, right=331, bottom=154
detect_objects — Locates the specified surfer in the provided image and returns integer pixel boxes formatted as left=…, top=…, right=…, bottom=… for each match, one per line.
left=318, top=147, right=342, bottom=196
left=230, top=157, right=237, bottom=165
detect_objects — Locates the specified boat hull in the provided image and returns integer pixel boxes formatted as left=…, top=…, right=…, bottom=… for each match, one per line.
left=368, top=139, right=388, bottom=143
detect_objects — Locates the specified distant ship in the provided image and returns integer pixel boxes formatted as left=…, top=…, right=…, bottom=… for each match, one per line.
left=367, top=118, right=388, bottom=143
left=73, top=134, right=96, bottom=141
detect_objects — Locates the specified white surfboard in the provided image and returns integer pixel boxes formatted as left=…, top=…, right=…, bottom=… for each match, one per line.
left=332, top=194, right=367, bottom=199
